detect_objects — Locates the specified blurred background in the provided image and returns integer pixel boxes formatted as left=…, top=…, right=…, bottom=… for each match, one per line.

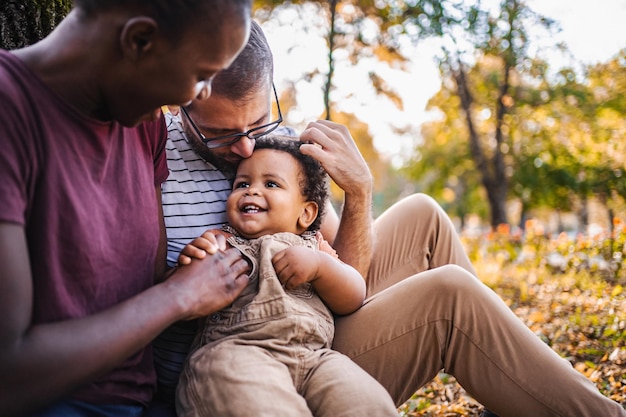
left=3, top=0, right=622, bottom=234
left=251, top=0, right=625, bottom=238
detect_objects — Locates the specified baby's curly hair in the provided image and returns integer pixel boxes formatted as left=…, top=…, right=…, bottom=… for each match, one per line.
left=253, top=135, right=329, bottom=232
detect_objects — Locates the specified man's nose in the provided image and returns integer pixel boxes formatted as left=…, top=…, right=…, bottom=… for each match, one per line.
left=231, top=136, right=255, bottom=159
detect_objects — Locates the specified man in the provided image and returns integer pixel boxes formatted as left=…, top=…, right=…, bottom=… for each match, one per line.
left=156, top=20, right=626, bottom=417
left=0, top=1, right=253, bottom=416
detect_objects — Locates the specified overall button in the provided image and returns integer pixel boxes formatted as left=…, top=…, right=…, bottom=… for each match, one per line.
left=209, top=313, right=221, bottom=323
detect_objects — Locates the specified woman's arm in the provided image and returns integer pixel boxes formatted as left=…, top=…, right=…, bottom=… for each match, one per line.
left=0, top=203, right=249, bottom=416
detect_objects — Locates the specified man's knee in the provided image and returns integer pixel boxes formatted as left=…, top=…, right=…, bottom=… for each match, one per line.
left=424, top=264, right=482, bottom=295
left=400, top=193, right=441, bottom=215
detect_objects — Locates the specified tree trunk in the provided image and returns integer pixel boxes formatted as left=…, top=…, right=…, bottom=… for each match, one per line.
left=323, top=0, right=338, bottom=121
left=0, top=0, right=71, bottom=50
left=578, top=193, right=589, bottom=233
left=486, top=183, right=508, bottom=227
left=452, top=60, right=508, bottom=227
left=519, top=201, right=529, bottom=230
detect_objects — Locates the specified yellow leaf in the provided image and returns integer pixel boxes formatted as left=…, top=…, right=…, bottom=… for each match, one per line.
left=528, top=311, right=545, bottom=323
left=519, top=280, right=528, bottom=302
left=611, top=284, right=623, bottom=297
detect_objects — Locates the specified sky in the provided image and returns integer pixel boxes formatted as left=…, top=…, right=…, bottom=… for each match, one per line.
left=261, top=1, right=626, bottom=167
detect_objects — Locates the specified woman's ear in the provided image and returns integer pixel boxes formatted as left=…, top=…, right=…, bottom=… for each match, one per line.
left=297, top=201, right=319, bottom=231
left=120, top=16, right=158, bottom=61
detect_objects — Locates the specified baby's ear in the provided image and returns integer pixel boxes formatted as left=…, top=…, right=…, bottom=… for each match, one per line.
left=297, top=201, right=319, bottom=231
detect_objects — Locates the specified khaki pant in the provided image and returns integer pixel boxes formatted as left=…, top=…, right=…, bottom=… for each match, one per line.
left=333, top=193, right=626, bottom=417
left=176, top=232, right=397, bottom=417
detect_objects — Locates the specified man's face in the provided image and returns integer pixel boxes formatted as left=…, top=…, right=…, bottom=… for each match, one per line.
left=226, top=148, right=314, bottom=239
left=182, top=83, right=273, bottom=172
left=110, top=16, right=250, bottom=126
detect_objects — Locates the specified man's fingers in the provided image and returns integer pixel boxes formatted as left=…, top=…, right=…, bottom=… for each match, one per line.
left=299, top=142, right=326, bottom=160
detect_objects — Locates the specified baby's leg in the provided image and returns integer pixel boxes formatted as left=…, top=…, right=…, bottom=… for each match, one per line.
left=176, top=343, right=312, bottom=417
left=302, top=350, right=398, bottom=417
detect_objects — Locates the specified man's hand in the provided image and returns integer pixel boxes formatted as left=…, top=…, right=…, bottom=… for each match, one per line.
left=299, top=120, right=372, bottom=198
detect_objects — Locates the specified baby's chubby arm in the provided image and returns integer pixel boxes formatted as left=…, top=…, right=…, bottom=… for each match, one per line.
left=272, top=245, right=365, bottom=315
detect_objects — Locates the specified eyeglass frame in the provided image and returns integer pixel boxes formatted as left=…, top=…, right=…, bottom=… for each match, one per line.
left=181, top=82, right=283, bottom=149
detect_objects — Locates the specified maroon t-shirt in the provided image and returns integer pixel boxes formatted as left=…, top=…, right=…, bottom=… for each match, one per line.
left=0, top=50, right=169, bottom=405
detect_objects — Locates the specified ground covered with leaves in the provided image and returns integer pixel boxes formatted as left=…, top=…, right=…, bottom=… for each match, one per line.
left=398, top=220, right=626, bottom=416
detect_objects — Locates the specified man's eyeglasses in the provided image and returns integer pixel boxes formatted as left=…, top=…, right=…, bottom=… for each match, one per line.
left=181, top=83, right=283, bottom=149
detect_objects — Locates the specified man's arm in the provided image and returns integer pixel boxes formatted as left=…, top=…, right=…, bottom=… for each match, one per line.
left=319, top=200, right=340, bottom=245
left=300, top=120, right=375, bottom=277
left=0, top=221, right=249, bottom=416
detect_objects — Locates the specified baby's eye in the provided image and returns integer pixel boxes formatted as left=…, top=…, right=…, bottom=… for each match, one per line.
left=266, top=181, right=279, bottom=188
left=234, top=181, right=249, bottom=189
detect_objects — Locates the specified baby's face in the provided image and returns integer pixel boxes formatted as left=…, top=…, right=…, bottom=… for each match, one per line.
left=227, top=149, right=312, bottom=239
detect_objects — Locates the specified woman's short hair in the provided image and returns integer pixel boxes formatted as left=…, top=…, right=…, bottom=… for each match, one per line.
left=74, top=0, right=251, bottom=43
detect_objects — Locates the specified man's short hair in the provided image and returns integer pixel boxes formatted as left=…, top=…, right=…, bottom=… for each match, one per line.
left=254, top=135, right=329, bottom=232
left=74, top=0, right=251, bottom=43
left=211, top=20, right=274, bottom=104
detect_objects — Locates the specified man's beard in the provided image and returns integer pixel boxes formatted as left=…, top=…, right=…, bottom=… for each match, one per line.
left=187, top=137, right=238, bottom=177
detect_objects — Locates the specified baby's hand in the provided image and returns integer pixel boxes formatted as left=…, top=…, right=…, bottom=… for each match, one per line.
left=272, top=246, right=319, bottom=289
left=178, top=230, right=228, bottom=265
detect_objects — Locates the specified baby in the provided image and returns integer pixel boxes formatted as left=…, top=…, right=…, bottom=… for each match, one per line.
left=175, top=136, right=397, bottom=417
